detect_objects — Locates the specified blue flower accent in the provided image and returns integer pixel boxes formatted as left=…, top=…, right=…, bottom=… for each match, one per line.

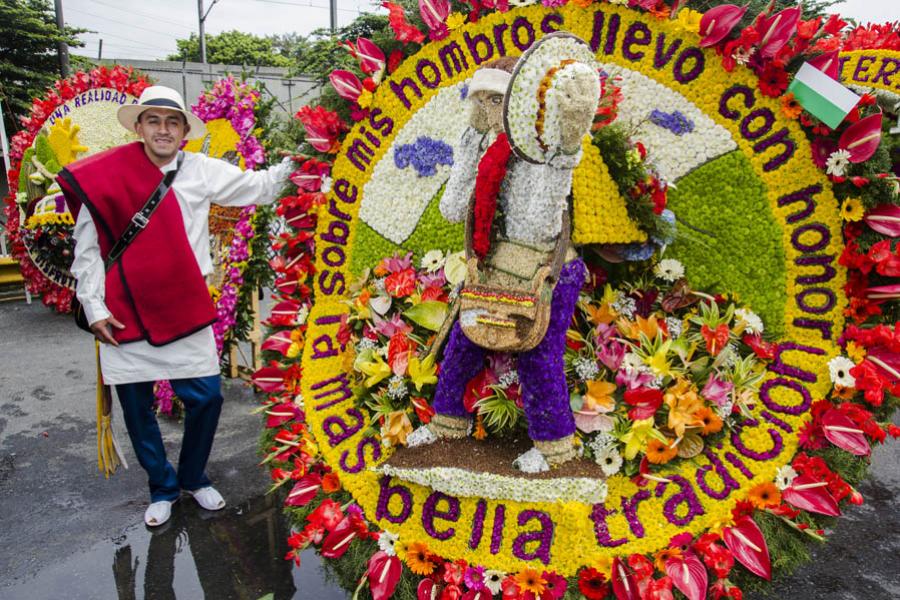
left=459, top=83, right=469, bottom=101
left=648, top=109, right=695, bottom=136
left=394, top=136, right=454, bottom=177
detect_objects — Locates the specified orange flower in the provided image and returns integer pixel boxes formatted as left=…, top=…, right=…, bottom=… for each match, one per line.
left=832, top=385, right=855, bottom=400
left=646, top=437, right=678, bottom=464
left=586, top=302, right=616, bottom=326
left=748, top=482, right=782, bottom=509
left=403, top=541, right=436, bottom=575
left=781, top=92, right=803, bottom=119
left=696, top=406, right=723, bottom=435
left=664, top=379, right=705, bottom=437
left=618, top=314, right=661, bottom=341
left=321, top=472, right=341, bottom=493
left=571, top=0, right=592, bottom=7
left=653, top=547, right=682, bottom=571
left=515, top=568, right=547, bottom=595
left=701, top=323, right=730, bottom=356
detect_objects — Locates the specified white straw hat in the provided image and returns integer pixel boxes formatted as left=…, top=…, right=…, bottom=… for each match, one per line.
left=117, top=86, right=207, bottom=140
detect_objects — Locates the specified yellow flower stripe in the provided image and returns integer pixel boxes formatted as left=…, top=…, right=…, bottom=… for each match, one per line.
left=301, top=3, right=845, bottom=577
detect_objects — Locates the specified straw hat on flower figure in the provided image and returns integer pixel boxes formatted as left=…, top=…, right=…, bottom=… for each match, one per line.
left=409, top=33, right=602, bottom=473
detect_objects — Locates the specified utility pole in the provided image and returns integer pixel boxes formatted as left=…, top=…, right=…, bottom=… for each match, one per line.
left=330, top=0, right=337, bottom=33
left=197, top=0, right=220, bottom=63
left=54, top=0, right=69, bottom=78
left=97, top=39, right=103, bottom=61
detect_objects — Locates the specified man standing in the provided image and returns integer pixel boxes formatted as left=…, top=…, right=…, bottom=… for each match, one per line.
left=59, top=86, right=293, bottom=527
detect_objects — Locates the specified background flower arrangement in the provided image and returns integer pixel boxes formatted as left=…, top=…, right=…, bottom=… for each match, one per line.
left=250, top=2, right=900, bottom=599
left=3, top=65, right=150, bottom=312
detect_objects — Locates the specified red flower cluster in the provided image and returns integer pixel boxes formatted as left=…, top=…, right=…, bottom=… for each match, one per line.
left=295, top=105, right=348, bottom=154
left=792, top=452, right=854, bottom=502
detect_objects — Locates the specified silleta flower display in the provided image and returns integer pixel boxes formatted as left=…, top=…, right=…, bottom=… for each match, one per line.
left=252, top=4, right=900, bottom=599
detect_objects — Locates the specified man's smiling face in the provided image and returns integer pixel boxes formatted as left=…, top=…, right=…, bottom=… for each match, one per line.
left=133, top=108, right=189, bottom=164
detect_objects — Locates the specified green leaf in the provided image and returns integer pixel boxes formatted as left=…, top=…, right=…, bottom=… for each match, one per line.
left=403, top=301, right=448, bottom=332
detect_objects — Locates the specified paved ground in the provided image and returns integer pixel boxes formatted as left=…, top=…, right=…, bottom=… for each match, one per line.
left=0, top=299, right=898, bottom=599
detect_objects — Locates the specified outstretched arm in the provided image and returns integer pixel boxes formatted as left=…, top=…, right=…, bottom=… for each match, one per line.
left=203, top=154, right=294, bottom=207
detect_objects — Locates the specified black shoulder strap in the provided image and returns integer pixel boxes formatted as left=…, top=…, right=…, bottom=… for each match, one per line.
left=104, top=152, right=184, bottom=271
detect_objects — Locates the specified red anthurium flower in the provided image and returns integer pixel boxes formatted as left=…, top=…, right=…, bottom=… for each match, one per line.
left=839, top=112, right=883, bottom=163
left=701, top=323, right=730, bottom=356
left=355, top=37, right=386, bottom=75
left=367, top=551, right=402, bottom=600
left=388, top=333, right=411, bottom=376
left=698, top=4, right=748, bottom=47
left=329, top=69, right=363, bottom=103
left=410, top=396, right=435, bottom=423
left=756, top=6, right=802, bottom=59
left=624, top=387, right=664, bottom=420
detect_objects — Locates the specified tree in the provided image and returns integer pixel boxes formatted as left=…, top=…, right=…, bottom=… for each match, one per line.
left=168, top=30, right=292, bottom=68
left=0, top=0, right=85, bottom=135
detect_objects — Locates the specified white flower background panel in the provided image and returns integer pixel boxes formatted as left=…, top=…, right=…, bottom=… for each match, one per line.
left=599, top=64, right=737, bottom=183
left=359, top=81, right=471, bottom=245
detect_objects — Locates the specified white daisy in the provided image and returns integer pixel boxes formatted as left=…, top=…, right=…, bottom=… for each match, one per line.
left=484, top=570, right=506, bottom=595
left=595, top=445, right=623, bottom=477
left=654, top=258, right=685, bottom=282
left=621, top=352, right=646, bottom=374
left=734, top=308, right=764, bottom=334
left=828, top=356, right=857, bottom=388
left=825, top=149, right=851, bottom=177
left=377, top=530, right=399, bottom=556
left=775, top=465, right=798, bottom=490
left=386, top=375, right=408, bottom=400
left=420, top=249, right=445, bottom=272
left=732, top=46, right=755, bottom=66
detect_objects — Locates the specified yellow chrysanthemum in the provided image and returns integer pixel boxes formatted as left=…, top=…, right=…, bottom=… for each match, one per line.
left=446, top=12, right=466, bottom=29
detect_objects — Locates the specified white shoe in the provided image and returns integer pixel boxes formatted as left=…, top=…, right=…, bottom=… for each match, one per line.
left=187, top=486, right=226, bottom=511
left=512, top=448, right=550, bottom=474
left=144, top=500, right=175, bottom=527
left=406, top=425, right=437, bottom=448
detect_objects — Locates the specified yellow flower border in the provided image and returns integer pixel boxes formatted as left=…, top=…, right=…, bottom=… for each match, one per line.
left=839, top=49, right=900, bottom=95
left=301, top=4, right=845, bottom=576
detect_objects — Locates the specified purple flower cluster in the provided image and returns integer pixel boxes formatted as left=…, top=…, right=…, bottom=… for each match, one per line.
left=648, top=109, right=695, bottom=136
left=394, top=136, right=454, bottom=177
left=212, top=205, right=257, bottom=355
left=191, top=76, right=266, bottom=169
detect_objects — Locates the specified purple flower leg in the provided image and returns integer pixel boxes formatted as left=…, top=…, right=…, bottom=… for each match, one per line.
left=517, top=258, right=585, bottom=442
left=433, top=321, right=487, bottom=417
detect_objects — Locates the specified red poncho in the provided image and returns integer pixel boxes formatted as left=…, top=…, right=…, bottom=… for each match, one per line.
left=58, top=142, right=216, bottom=345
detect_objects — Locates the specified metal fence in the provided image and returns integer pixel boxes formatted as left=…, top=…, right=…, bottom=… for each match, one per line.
left=99, top=59, right=323, bottom=117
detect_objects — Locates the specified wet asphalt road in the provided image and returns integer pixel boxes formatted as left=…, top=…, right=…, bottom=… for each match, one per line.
left=0, top=299, right=898, bottom=599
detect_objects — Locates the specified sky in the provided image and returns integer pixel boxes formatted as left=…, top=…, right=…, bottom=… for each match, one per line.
left=62, top=0, right=900, bottom=61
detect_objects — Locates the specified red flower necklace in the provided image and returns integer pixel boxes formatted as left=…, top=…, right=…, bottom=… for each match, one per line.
left=472, top=132, right=513, bottom=259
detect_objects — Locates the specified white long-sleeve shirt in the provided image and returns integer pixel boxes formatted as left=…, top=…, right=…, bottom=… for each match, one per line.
left=70, top=149, right=293, bottom=384
left=439, top=126, right=581, bottom=246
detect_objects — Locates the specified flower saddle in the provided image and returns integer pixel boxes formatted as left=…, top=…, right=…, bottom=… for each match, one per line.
left=457, top=199, right=571, bottom=352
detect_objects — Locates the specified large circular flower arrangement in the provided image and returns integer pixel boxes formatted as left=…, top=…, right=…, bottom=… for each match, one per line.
left=3, top=66, right=150, bottom=311
left=255, top=4, right=899, bottom=599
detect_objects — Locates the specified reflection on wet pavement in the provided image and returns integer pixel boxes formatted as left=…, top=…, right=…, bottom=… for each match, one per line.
left=1, top=494, right=347, bottom=600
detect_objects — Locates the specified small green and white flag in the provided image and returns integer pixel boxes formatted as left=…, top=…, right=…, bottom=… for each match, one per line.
left=788, top=62, right=860, bottom=129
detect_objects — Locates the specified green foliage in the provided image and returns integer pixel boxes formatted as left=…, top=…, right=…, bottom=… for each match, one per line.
left=667, top=150, right=786, bottom=335
left=168, top=30, right=292, bottom=67
left=0, top=0, right=85, bottom=135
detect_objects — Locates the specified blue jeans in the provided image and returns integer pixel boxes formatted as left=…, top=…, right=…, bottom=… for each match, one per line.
left=116, top=375, right=223, bottom=502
